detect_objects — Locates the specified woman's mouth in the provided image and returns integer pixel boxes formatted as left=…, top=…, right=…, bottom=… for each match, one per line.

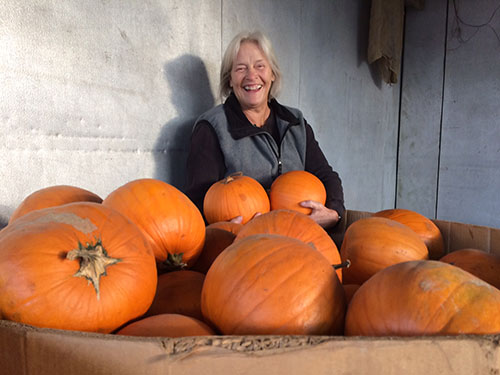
left=244, top=84, right=263, bottom=91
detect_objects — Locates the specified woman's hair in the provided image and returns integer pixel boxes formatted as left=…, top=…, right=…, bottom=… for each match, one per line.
left=219, top=30, right=282, bottom=101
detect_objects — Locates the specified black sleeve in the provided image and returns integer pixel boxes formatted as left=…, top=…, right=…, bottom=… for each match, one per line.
left=304, top=121, right=345, bottom=218
left=185, top=120, right=226, bottom=213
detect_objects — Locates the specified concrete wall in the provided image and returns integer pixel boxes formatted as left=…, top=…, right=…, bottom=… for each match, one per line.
left=399, top=0, right=500, bottom=228
left=2, top=0, right=498, bottom=230
left=0, top=0, right=399, bottom=227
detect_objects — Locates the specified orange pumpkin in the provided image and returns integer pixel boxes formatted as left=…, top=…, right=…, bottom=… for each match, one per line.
left=440, top=248, right=500, bottom=289
left=191, top=227, right=236, bottom=274
left=9, top=185, right=102, bottom=224
left=373, top=208, right=445, bottom=259
left=206, top=221, right=243, bottom=235
left=102, top=178, right=205, bottom=269
left=345, top=260, right=500, bottom=336
left=116, top=313, right=215, bottom=337
left=342, top=284, right=360, bottom=305
left=203, top=173, right=270, bottom=224
left=234, top=209, right=343, bottom=281
left=340, top=217, right=428, bottom=285
left=201, top=234, right=346, bottom=335
left=0, top=202, right=157, bottom=333
left=269, top=170, right=326, bottom=215
left=145, top=270, right=206, bottom=320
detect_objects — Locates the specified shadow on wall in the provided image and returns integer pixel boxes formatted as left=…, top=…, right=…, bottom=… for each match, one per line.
left=154, top=54, right=215, bottom=192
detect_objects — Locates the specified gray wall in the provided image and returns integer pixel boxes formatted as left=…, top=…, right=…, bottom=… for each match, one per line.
left=1, top=0, right=498, bottom=229
left=399, top=0, right=500, bottom=228
left=0, top=0, right=399, bottom=227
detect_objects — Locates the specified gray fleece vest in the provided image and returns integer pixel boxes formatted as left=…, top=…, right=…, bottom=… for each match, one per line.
left=196, top=104, right=307, bottom=190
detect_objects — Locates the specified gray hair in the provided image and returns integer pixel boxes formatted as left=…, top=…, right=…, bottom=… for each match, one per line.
left=219, top=30, right=282, bottom=101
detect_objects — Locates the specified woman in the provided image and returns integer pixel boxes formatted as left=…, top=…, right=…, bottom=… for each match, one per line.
left=186, top=30, right=344, bottom=229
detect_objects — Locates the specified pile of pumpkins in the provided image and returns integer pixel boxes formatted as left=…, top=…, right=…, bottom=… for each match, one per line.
left=1, top=171, right=500, bottom=338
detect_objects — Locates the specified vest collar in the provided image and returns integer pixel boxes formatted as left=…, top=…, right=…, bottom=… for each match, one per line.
left=223, top=92, right=300, bottom=139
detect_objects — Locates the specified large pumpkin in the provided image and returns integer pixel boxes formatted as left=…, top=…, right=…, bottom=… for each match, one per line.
left=269, top=170, right=326, bottom=215
left=373, top=208, right=445, bottom=259
left=0, top=202, right=157, bottom=333
left=345, top=260, right=500, bottom=336
left=102, top=178, right=205, bottom=269
left=234, top=209, right=343, bottom=281
left=440, top=248, right=500, bottom=289
left=203, top=173, right=270, bottom=224
left=9, top=185, right=102, bottom=224
left=201, top=234, right=346, bottom=335
left=340, top=217, right=428, bottom=285
left=145, top=270, right=205, bottom=321
left=116, top=313, right=215, bottom=337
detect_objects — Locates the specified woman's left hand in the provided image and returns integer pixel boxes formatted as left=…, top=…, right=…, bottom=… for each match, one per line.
left=299, top=200, right=341, bottom=229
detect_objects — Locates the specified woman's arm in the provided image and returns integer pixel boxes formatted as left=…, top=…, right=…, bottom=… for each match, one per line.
left=185, top=121, right=225, bottom=213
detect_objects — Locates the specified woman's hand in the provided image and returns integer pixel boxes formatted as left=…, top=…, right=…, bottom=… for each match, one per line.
left=229, top=212, right=262, bottom=224
left=299, top=200, right=341, bottom=228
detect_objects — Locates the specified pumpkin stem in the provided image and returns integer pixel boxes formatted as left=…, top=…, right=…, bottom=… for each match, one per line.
left=66, top=239, right=121, bottom=300
left=333, top=259, right=351, bottom=270
left=223, top=171, right=243, bottom=184
left=157, top=252, right=187, bottom=273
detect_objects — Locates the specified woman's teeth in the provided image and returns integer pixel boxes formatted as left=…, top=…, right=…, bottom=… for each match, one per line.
left=244, top=85, right=262, bottom=91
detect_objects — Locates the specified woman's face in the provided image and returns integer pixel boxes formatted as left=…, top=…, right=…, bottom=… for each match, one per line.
left=230, top=41, right=275, bottom=111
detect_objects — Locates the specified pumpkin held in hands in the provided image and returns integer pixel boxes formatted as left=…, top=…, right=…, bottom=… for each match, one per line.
left=269, top=170, right=326, bottom=215
left=203, top=173, right=270, bottom=224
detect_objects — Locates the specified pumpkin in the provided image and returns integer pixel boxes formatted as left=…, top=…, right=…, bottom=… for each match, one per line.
left=440, top=248, right=500, bottom=289
left=145, top=270, right=206, bottom=320
left=9, top=185, right=102, bottom=224
left=203, top=173, right=270, bottom=224
left=102, top=178, right=205, bottom=269
left=373, top=208, right=445, bottom=259
left=234, top=209, right=343, bottom=281
left=191, top=227, right=236, bottom=274
left=0, top=202, right=157, bottom=333
left=206, top=221, right=243, bottom=235
left=201, top=234, right=346, bottom=335
left=342, top=284, right=360, bottom=306
left=116, top=313, right=215, bottom=337
left=345, top=260, right=500, bottom=336
left=269, top=170, right=326, bottom=215
left=340, top=217, right=428, bottom=285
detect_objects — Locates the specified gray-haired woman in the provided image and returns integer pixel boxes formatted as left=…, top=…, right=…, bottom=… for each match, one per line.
left=186, top=30, right=344, bottom=229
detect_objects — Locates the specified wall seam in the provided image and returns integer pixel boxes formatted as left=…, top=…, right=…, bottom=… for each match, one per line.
left=435, top=0, right=450, bottom=219
left=395, top=9, right=407, bottom=209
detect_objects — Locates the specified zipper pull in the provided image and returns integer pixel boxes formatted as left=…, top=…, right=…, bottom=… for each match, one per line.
left=278, top=159, right=282, bottom=175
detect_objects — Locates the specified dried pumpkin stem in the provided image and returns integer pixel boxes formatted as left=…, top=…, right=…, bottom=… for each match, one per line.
left=158, top=252, right=187, bottom=273
left=333, top=259, right=351, bottom=270
left=223, top=171, right=243, bottom=184
left=66, top=239, right=121, bottom=300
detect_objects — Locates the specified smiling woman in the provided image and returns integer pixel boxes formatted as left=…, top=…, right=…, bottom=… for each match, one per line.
left=185, top=30, right=345, bottom=230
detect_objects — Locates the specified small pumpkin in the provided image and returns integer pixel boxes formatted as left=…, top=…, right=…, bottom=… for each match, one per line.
left=102, top=178, right=205, bottom=269
left=203, top=173, right=270, bottom=224
left=440, top=248, right=500, bottom=289
left=191, top=227, right=236, bottom=274
left=345, top=260, right=500, bottom=336
left=269, top=170, right=326, bottom=215
left=373, top=208, right=445, bottom=259
left=145, top=270, right=206, bottom=320
left=340, top=217, right=428, bottom=285
left=234, top=209, right=343, bottom=281
left=116, top=313, right=215, bottom=337
left=201, top=234, right=346, bottom=335
left=9, top=185, right=102, bottom=224
left=0, top=202, right=157, bottom=333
